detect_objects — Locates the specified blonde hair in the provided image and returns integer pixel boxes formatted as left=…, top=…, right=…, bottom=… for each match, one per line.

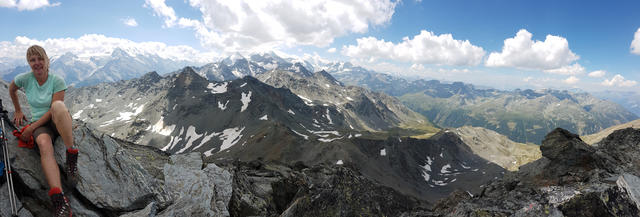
left=26, top=45, right=50, bottom=73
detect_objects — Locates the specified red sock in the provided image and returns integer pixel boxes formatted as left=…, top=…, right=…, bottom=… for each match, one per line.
left=67, top=148, right=78, bottom=154
left=48, top=187, right=62, bottom=196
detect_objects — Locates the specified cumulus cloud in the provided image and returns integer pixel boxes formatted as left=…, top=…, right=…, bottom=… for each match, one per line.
left=144, top=0, right=397, bottom=53
left=563, top=76, right=579, bottom=85
left=632, top=28, right=640, bottom=55
left=602, top=74, right=637, bottom=87
left=588, top=70, right=606, bottom=78
left=122, top=18, right=138, bottom=27
left=342, top=30, right=485, bottom=66
left=0, top=0, right=60, bottom=10
left=486, top=29, right=579, bottom=70
left=327, top=47, right=336, bottom=53
left=0, top=35, right=217, bottom=64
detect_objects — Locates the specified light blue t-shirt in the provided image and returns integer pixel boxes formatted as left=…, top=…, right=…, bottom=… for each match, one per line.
left=14, top=72, right=67, bottom=122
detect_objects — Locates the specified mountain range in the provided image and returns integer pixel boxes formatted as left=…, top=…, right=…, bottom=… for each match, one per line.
left=3, top=48, right=639, bottom=216
left=592, top=90, right=640, bottom=116
left=1, top=48, right=199, bottom=86
left=325, top=65, right=638, bottom=144
left=163, top=51, right=638, bottom=145
left=60, top=67, right=516, bottom=203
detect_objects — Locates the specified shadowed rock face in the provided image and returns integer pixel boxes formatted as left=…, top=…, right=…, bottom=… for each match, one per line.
left=413, top=127, right=640, bottom=217
left=228, top=160, right=421, bottom=217
left=541, top=128, right=596, bottom=167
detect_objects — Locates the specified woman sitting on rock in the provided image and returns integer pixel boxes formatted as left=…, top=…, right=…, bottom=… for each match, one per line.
left=9, top=45, right=77, bottom=217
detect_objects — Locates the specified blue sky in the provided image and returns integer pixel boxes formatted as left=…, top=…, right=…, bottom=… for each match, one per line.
left=1, top=0, right=639, bottom=92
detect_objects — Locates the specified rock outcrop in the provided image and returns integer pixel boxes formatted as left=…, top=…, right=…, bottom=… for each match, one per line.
left=418, top=127, right=640, bottom=216
left=0, top=119, right=235, bottom=217
left=228, top=160, right=421, bottom=217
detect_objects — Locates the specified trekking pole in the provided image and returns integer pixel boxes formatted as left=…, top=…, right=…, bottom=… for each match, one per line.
left=1, top=103, right=19, bottom=217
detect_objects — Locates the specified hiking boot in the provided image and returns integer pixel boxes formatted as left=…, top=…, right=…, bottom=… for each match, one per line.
left=66, top=149, right=78, bottom=187
left=50, top=193, right=72, bottom=217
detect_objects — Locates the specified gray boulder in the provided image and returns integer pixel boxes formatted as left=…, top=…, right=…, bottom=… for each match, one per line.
left=2, top=118, right=170, bottom=216
left=0, top=183, right=33, bottom=217
left=119, top=202, right=156, bottom=217
left=617, top=173, right=640, bottom=211
left=157, top=153, right=232, bottom=217
left=53, top=121, right=169, bottom=211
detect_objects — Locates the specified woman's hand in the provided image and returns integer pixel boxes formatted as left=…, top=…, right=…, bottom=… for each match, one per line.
left=20, top=124, right=34, bottom=142
left=14, top=110, right=27, bottom=127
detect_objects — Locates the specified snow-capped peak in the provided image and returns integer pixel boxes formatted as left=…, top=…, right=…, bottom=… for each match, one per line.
left=223, top=52, right=246, bottom=66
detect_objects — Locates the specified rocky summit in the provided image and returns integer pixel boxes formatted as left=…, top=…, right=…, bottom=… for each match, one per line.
left=412, top=127, right=640, bottom=217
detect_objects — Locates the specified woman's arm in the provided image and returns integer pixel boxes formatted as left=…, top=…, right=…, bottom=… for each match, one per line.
left=9, top=81, right=27, bottom=126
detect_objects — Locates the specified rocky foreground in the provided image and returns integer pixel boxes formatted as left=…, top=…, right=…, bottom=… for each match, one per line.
left=406, top=127, right=640, bottom=216
left=1, top=120, right=424, bottom=217
left=2, top=118, right=640, bottom=216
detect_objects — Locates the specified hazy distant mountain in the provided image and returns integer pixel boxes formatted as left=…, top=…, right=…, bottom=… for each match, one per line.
left=194, top=52, right=314, bottom=81
left=318, top=61, right=413, bottom=96
left=591, top=90, right=640, bottom=116
left=401, top=86, right=637, bottom=145
left=0, top=57, right=23, bottom=73
left=323, top=62, right=638, bottom=144
left=1, top=48, right=199, bottom=86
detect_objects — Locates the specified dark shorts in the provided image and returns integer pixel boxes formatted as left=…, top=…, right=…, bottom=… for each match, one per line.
left=33, top=120, right=60, bottom=146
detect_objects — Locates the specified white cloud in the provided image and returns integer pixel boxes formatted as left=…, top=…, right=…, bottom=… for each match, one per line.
left=0, top=35, right=217, bottom=64
left=410, top=63, right=425, bottom=71
left=327, top=47, right=337, bottom=53
left=0, top=0, right=60, bottom=10
left=632, top=28, right=640, bottom=55
left=301, top=52, right=332, bottom=67
left=543, top=63, right=585, bottom=75
left=122, top=18, right=138, bottom=27
left=144, top=0, right=397, bottom=53
left=0, top=0, right=16, bottom=7
left=342, top=30, right=485, bottom=66
left=486, top=29, right=579, bottom=70
left=563, top=76, right=579, bottom=85
left=523, top=76, right=533, bottom=82
left=602, top=74, right=637, bottom=87
left=588, top=70, right=606, bottom=78
left=144, top=0, right=178, bottom=27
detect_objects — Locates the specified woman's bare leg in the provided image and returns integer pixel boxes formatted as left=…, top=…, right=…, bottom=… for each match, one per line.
left=51, top=101, right=74, bottom=149
left=35, top=134, right=62, bottom=190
